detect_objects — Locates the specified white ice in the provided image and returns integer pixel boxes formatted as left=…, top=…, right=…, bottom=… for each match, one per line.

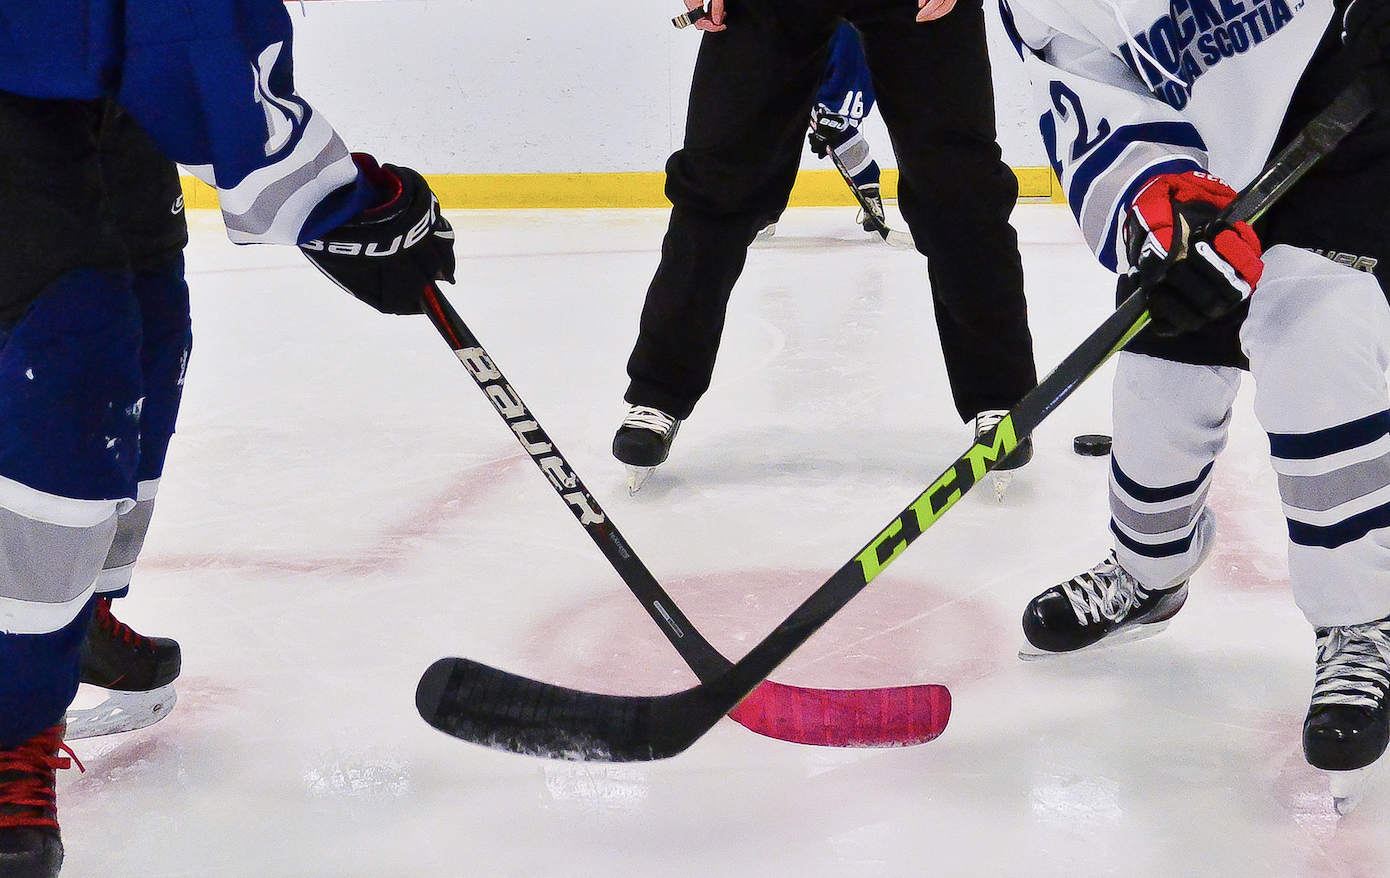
left=60, top=204, right=1388, bottom=877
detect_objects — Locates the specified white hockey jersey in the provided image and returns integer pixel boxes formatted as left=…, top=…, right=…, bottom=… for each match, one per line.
left=997, top=0, right=1335, bottom=270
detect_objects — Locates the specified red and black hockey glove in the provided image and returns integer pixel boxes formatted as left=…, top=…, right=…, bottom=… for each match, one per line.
left=1122, top=170, right=1263, bottom=337
left=301, top=154, right=455, bottom=315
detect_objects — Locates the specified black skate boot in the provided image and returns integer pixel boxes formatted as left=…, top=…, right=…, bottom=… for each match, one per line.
left=79, top=596, right=181, bottom=692
left=1302, top=615, right=1390, bottom=773
left=973, top=409, right=1032, bottom=501
left=1020, top=552, right=1189, bottom=658
left=973, top=410, right=1032, bottom=471
left=612, top=405, right=681, bottom=494
left=0, top=725, right=76, bottom=878
left=856, top=183, right=886, bottom=234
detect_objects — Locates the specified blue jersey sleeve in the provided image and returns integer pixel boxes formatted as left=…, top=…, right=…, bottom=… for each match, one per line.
left=116, top=0, right=373, bottom=244
left=1, top=0, right=376, bottom=244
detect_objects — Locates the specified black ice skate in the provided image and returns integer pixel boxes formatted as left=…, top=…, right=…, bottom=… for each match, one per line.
left=0, top=725, right=75, bottom=878
left=856, top=183, right=886, bottom=234
left=1019, top=552, right=1189, bottom=659
left=612, top=405, right=681, bottom=494
left=973, top=409, right=1033, bottom=501
left=1302, top=614, right=1390, bottom=814
left=66, top=597, right=181, bottom=740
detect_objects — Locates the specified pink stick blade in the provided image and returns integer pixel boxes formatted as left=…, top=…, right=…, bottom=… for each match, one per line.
left=726, top=681, right=951, bottom=747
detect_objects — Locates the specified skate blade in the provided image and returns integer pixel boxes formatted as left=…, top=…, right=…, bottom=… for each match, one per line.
left=625, top=465, right=655, bottom=495
left=991, top=472, right=1013, bottom=502
left=1017, top=619, right=1173, bottom=661
left=1328, top=753, right=1387, bottom=815
left=754, top=223, right=776, bottom=241
left=65, top=683, right=178, bottom=740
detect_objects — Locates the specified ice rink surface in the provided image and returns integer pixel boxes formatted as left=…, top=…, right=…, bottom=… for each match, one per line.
left=60, top=204, right=1389, bottom=876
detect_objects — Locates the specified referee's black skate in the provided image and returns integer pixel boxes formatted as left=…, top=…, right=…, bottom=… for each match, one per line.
left=1019, top=552, right=1189, bottom=659
left=973, top=409, right=1032, bottom=500
left=0, top=725, right=75, bottom=878
left=612, top=405, right=681, bottom=494
left=1303, top=613, right=1390, bottom=813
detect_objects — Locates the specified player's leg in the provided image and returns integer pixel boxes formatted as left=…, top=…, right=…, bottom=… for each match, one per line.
left=1242, top=246, right=1390, bottom=777
left=79, top=104, right=190, bottom=696
left=811, top=22, right=883, bottom=230
left=78, top=256, right=187, bottom=695
left=852, top=0, right=1038, bottom=432
left=616, top=0, right=838, bottom=486
left=1020, top=351, right=1238, bottom=657
left=0, top=90, right=143, bottom=878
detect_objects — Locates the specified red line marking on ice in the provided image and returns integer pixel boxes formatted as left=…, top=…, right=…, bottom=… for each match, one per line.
left=135, top=453, right=528, bottom=576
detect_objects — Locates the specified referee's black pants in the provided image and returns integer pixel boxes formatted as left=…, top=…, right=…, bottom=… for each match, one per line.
left=624, top=0, right=1037, bottom=422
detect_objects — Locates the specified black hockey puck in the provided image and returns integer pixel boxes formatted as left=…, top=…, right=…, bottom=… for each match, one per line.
left=1073, top=434, right=1112, bottom=456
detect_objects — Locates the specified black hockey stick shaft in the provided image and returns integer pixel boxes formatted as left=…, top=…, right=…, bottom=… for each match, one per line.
left=826, top=147, right=894, bottom=241
left=420, top=287, right=732, bottom=681
left=416, top=76, right=1374, bottom=762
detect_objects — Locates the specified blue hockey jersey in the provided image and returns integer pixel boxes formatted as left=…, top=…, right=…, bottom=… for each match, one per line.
left=0, top=0, right=372, bottom=244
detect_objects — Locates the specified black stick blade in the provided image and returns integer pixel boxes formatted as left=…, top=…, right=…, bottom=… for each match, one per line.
left=416, top=658, right=735, bottom=762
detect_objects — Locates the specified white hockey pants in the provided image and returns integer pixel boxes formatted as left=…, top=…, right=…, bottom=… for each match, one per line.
left=1110, top=245, right=1390, bottom=627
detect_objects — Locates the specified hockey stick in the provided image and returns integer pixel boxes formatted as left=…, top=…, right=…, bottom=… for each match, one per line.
left=416, top=78, right=1374, bottom=761
left=825, top=147, right=916, bottom=250
left=418, top=285, right=950, bottom=748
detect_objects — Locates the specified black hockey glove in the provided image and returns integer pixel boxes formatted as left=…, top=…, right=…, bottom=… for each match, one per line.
left=808, top=109, right=854, bottom=158
left=1122, top=171, right=1263, bottom=337
left=300, top=154, right=455, bottom=315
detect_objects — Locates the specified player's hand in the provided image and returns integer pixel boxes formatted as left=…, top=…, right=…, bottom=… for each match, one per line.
left=300, top=154, right=456, bottom=315
left=917, top=0, right=958, bottom=21
left=808, top=109, right=853, bottom=158
left=1123, top=170, right=1263, bottom=337
left=687, top=0, right=725, bottom=31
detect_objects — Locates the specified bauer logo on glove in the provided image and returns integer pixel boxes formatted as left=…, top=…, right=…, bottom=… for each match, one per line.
left=1123, top=169, right=1264, bottom=337
left=301, top=153, right=456, bottom=315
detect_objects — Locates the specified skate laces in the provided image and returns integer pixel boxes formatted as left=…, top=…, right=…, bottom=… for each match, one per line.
left=1060, top=553, right=1146, bottom=625
left=0, top=726, right=82, bottom=829
left=621, top=406, right=677, bottom=435
left=1311, top=618, right=1390, bottom=710
left=974, top=410, right=1008, bottom=438
left=94, top=597, right=152, bottom=649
